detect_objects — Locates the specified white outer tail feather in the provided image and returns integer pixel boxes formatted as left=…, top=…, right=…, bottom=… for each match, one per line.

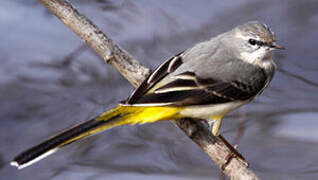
left=10, top=148, right=58, bottom=170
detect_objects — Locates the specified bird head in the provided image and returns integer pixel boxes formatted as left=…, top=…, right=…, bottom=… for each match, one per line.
left=225, top=21, right=285, bottom=67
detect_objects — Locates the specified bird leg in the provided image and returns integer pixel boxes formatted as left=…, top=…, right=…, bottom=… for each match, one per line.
left=205, top=119, right=248, bottom=170
left=212, top=119, right=222, bottom=136
left=218, top=135, right=249, bottom=170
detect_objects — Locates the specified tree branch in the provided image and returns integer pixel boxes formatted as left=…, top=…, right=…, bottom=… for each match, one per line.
left=39, top=0, right=259, bottom=179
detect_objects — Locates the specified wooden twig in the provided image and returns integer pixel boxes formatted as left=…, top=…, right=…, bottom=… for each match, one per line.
left=39, top=0, right=260, bottom=179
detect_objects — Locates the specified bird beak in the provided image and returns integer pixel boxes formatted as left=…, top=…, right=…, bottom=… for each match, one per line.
left=270, top=43, right=286, bottom=50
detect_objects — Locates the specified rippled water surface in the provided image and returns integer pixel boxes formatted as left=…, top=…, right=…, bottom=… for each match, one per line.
left=1, top=0, right=318, bottom=179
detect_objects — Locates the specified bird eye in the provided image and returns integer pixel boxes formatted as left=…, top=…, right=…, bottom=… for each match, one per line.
left=248, top=39, right=257, bottom=46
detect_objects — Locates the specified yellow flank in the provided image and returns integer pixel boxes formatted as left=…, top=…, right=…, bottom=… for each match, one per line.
left=59, top=105, right=183, bottom=147
left=116, top=105, right=184, bottom=124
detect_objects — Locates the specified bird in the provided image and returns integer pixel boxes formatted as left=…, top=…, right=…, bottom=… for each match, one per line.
left=11, top=21, right=285, bottom=170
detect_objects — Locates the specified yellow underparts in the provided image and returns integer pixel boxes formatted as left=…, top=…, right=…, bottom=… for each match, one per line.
left=112, top=105, right=227, bottom=137
left=60, top=105, right=228, bottom=147
left=59, top=105, right=184, bottom=147
left=115, top=105, right=184, bottom=124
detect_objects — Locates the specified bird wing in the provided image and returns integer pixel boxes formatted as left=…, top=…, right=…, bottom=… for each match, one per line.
left=124, top=52, right=267, bottom=106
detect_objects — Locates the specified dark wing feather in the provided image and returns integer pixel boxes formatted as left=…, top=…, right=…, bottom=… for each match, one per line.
left=155, top=78, right=197, bottom=92
left=129, top=70, right=267, bottom=106
left=125, top=51, right=184, bottom=104
left=134, top=89, right=230, bottom=105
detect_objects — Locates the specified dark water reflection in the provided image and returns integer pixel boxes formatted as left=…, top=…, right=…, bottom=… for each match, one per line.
left=1, top=0, right=318, bottom=179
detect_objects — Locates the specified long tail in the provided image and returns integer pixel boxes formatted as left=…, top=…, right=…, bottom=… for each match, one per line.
left=11, top=105, right=181, bottom=169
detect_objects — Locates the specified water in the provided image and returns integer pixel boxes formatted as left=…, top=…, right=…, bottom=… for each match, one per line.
left=1, top=0, right=318, bottom=179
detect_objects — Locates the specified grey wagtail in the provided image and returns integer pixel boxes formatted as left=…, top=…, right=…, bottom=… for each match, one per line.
left=11, top=21, right=284, bottom=169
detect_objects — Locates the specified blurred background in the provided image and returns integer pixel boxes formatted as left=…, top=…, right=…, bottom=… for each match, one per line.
left=1, top=0, right=318, bottom=179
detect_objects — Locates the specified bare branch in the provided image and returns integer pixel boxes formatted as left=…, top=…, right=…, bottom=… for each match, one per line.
left=40, top=0, right=150, bottom=87
left=39, top=0, right=259, bottom=179
left=175, top=119, right=259, bottom=180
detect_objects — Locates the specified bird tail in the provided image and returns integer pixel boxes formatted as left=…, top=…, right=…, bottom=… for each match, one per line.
left=11, top=105, right=181, bottom=169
